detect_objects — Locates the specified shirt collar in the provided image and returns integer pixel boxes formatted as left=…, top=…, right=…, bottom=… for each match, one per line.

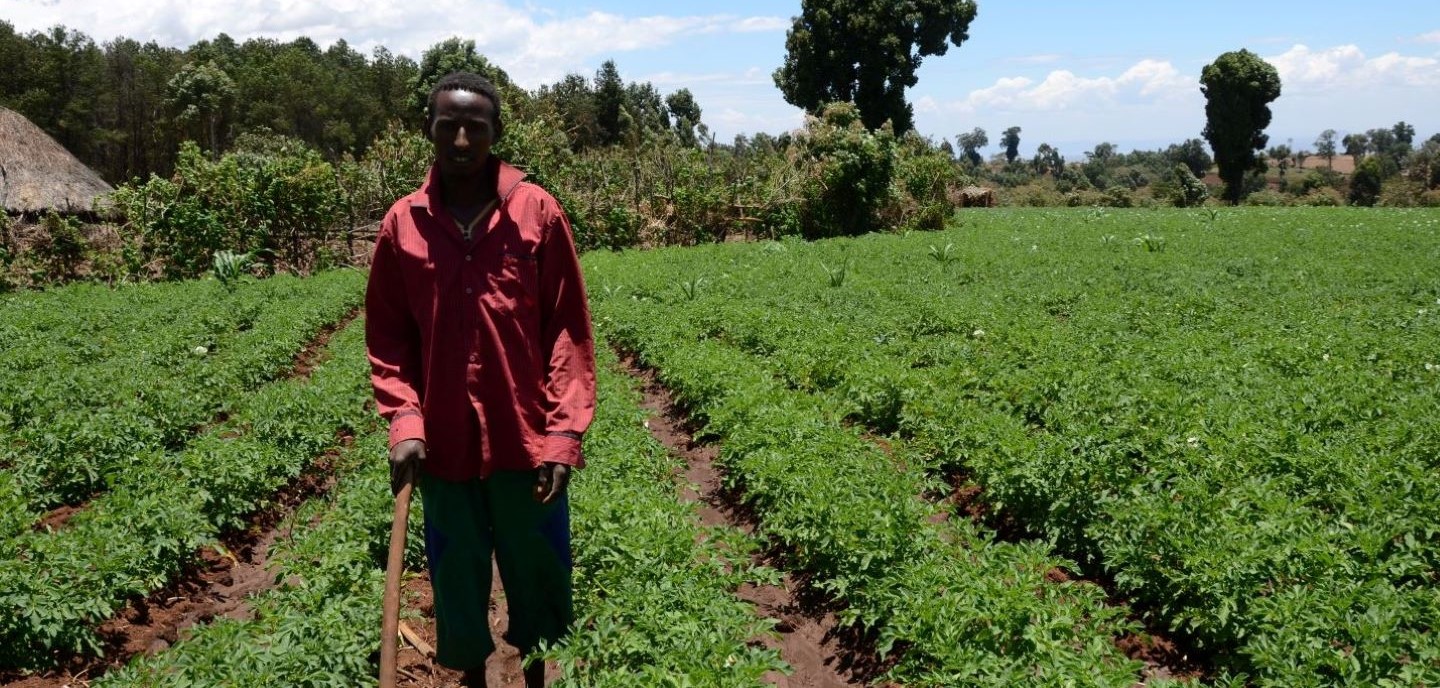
left=413, top=157, right=528, bottom=212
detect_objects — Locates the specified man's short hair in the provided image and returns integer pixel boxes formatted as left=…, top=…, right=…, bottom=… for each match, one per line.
left=426, top=72, right=504, bottom=140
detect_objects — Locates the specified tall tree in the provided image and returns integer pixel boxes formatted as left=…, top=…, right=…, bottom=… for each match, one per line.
left=1001, top=126, right=1021, bottom=163
left=167, top=60, right=236, bottom=157
left=1200, top=49, right=1281, bottom=204
left=1342, top=132, right=1369, bottom=168
left=1314, top=129, right=1338, bottom=170
left=536, top=73, right=598, bottom=150
left=409, top=37, right=520, bottom=121
left=1267, top=144, right=1292, bottom=177
left=1032, top=143, right=1063, bottom=178
left=593, top=60, right=627, bottom=147
left=773, top=0, right=977, bottom=134
left=956, top=127, right=988, bottom=167
left=666, top=88, right=703, bottom=147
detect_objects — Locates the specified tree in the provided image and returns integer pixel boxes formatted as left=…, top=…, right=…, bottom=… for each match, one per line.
left=666, top=88, right=703, bottom=148
left=774, top=0, right=978, bottom=134
left=1343, top=132, right=1368, bottom=168
left=1267, top=144, right=1292, bottom=177
left=593, top=60, right=627, bottom=146
left=168, top=60, right=236, bottom=157
left=1165, top=138, right=1213, bottom=178
left=1032, top=143, right=1063, bottom=179
left=1200, top=49, right=1281, bottom=204
left=1315, top=129, right=1337, bottom=169
left=409, top=37, right=521, bottom=122
left=1348, top=156, right=1383, bottom=206
left=956, top=127, right=987, bottom=167
left=1001, top=126, right=1021, bottom=163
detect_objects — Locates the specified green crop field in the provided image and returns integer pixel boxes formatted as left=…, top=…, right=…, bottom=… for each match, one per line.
left=2, top=207, right=1438, bottom=687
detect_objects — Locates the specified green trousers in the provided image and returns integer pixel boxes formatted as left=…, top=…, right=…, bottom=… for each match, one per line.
left=418, top=470, right=573, bottom=671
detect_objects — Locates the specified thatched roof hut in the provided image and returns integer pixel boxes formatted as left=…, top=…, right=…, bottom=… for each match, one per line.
left=0, top=106, right=113, bottom=216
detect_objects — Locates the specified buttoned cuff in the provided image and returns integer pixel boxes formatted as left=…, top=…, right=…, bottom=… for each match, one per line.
left=542, top=432, right=586, bottom=469
left=388, top=412, right=426, bottom=449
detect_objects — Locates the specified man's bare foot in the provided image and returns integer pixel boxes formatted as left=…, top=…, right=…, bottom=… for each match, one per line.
left=523, top=660, right=544, bottom=688
left=461, top=667, right=487, bottom=688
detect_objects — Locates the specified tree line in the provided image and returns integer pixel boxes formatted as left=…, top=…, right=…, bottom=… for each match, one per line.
left=0, top=21, right=704, bottom=185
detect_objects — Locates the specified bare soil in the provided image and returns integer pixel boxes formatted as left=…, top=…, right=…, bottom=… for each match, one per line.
left=392, top=564, right=557, bottom=688
left=0, top=439, right=349, bottom=688
left=623, top=355, right=886, bottom=688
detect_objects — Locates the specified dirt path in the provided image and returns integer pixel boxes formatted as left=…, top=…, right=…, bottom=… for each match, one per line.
left=623, top=356, right=879, bottom=688
left=392, top=564, right=557, bottom=688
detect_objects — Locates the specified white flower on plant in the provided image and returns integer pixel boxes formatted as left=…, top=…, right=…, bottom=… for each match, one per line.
left=1426, top=363, right=1438, bottom=372
left=1323, top=354, right=1330, bottom=362
left=972, top=329, right=986, bottom=338
left=1187, top=437, right=1201, bottom=448
left=192, top=346, right=209, bottom=355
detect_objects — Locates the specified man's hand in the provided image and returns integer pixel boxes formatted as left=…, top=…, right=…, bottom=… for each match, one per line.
left=534, top=462, right=570, bottom=505
left=390, top=439, right=426, bottom=496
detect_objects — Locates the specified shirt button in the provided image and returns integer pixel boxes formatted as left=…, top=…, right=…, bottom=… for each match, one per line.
left=465, top=287, right=473, bottom=295
left=465, top=255, right=473, bottom=262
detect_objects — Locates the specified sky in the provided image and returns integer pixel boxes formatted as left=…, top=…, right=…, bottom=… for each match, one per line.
left=4, top=0, right=1439, bottom=157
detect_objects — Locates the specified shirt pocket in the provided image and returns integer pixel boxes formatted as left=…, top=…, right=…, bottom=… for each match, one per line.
left=483, top=252, right=539, bottom=316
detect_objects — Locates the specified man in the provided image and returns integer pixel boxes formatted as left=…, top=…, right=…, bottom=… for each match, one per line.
left=365, top=71, right=596, bottom=688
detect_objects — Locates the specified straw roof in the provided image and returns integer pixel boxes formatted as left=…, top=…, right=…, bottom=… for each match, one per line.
left=0, top=106, right=113, bottom=215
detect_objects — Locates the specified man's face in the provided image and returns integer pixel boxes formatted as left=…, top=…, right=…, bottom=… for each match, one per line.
left=430, top=89, right=496, bottom=181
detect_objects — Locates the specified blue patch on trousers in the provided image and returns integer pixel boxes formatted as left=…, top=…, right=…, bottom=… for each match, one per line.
left=538, top=495, right=572, bottom=570
left=423, top=516, right=449, bottom=571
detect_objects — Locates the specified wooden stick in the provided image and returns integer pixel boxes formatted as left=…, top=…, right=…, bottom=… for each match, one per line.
left=379, top=467, right=416, bottom=688
left=398, top=621, right=436, bottom=658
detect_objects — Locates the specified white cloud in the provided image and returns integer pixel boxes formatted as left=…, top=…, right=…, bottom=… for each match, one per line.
left=946, top=58, right=1191, bottom=114
left=1415, top=30, right=1440, bottom=44
left=1265, top=44, right=1440, bottom=92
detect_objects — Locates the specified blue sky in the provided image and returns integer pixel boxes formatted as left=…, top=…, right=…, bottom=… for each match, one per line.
left=4, top=0, right=1439, bottom=157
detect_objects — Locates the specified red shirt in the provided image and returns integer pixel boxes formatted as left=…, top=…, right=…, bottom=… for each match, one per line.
left=365, top=160, right=595, bottom=480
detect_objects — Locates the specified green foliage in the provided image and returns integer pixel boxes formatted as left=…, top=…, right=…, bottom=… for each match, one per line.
left=211, top=249, right=253, bottom=289
left=408, top=37, right=524, bottom=123
left=1000, top=126, right=1021, bottom=163
left=0, top=303, right=369, bottom=665
left=110, top=139, right=345, bottom=278
left=1348, top=156, right=1384, bottom=207
left=1200, top=49, right=1282, bottom=204
left=774, top=0, right=978, bottom=134
left=32, top=211, right=88, bottom=282
left=585, top=209, right=1440, bottom=686
left=894, top=139, right=960, bottom=231
left=795, top=103, right=897, bottom=239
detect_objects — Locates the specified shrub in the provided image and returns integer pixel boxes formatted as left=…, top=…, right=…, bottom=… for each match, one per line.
left=33, top=211, right=88, bottom=282
left=1244, top=189, right=1290, bottom=207
left=1348, top=157, right=1383, bottom=207
left=894, top=145, right=960, bottom=231
left=1378, top=179, right=1426, bottom=208
left=1294, top=188, right=1343, bottom=207
left=112, top=140, right=345, bottom=279
left=1102, top=186, right=1135, bottom=208
left=794, top=102, right=896, bottom=239
left=1421, top=190, right=1440, bottom=208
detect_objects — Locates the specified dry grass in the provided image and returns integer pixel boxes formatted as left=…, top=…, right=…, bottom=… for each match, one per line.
left=0, top=106, right=113, bottom=215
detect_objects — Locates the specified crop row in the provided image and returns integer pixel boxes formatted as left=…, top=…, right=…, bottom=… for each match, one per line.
left=0, top=269, right=366, bottom=528
left=90, top=343, right=789, bottom=686
left=598, top=301, right=1150, bottom=686
left=0, top=315, right=373, bottom=666
left=583, top=208, right=1440, bottom=685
